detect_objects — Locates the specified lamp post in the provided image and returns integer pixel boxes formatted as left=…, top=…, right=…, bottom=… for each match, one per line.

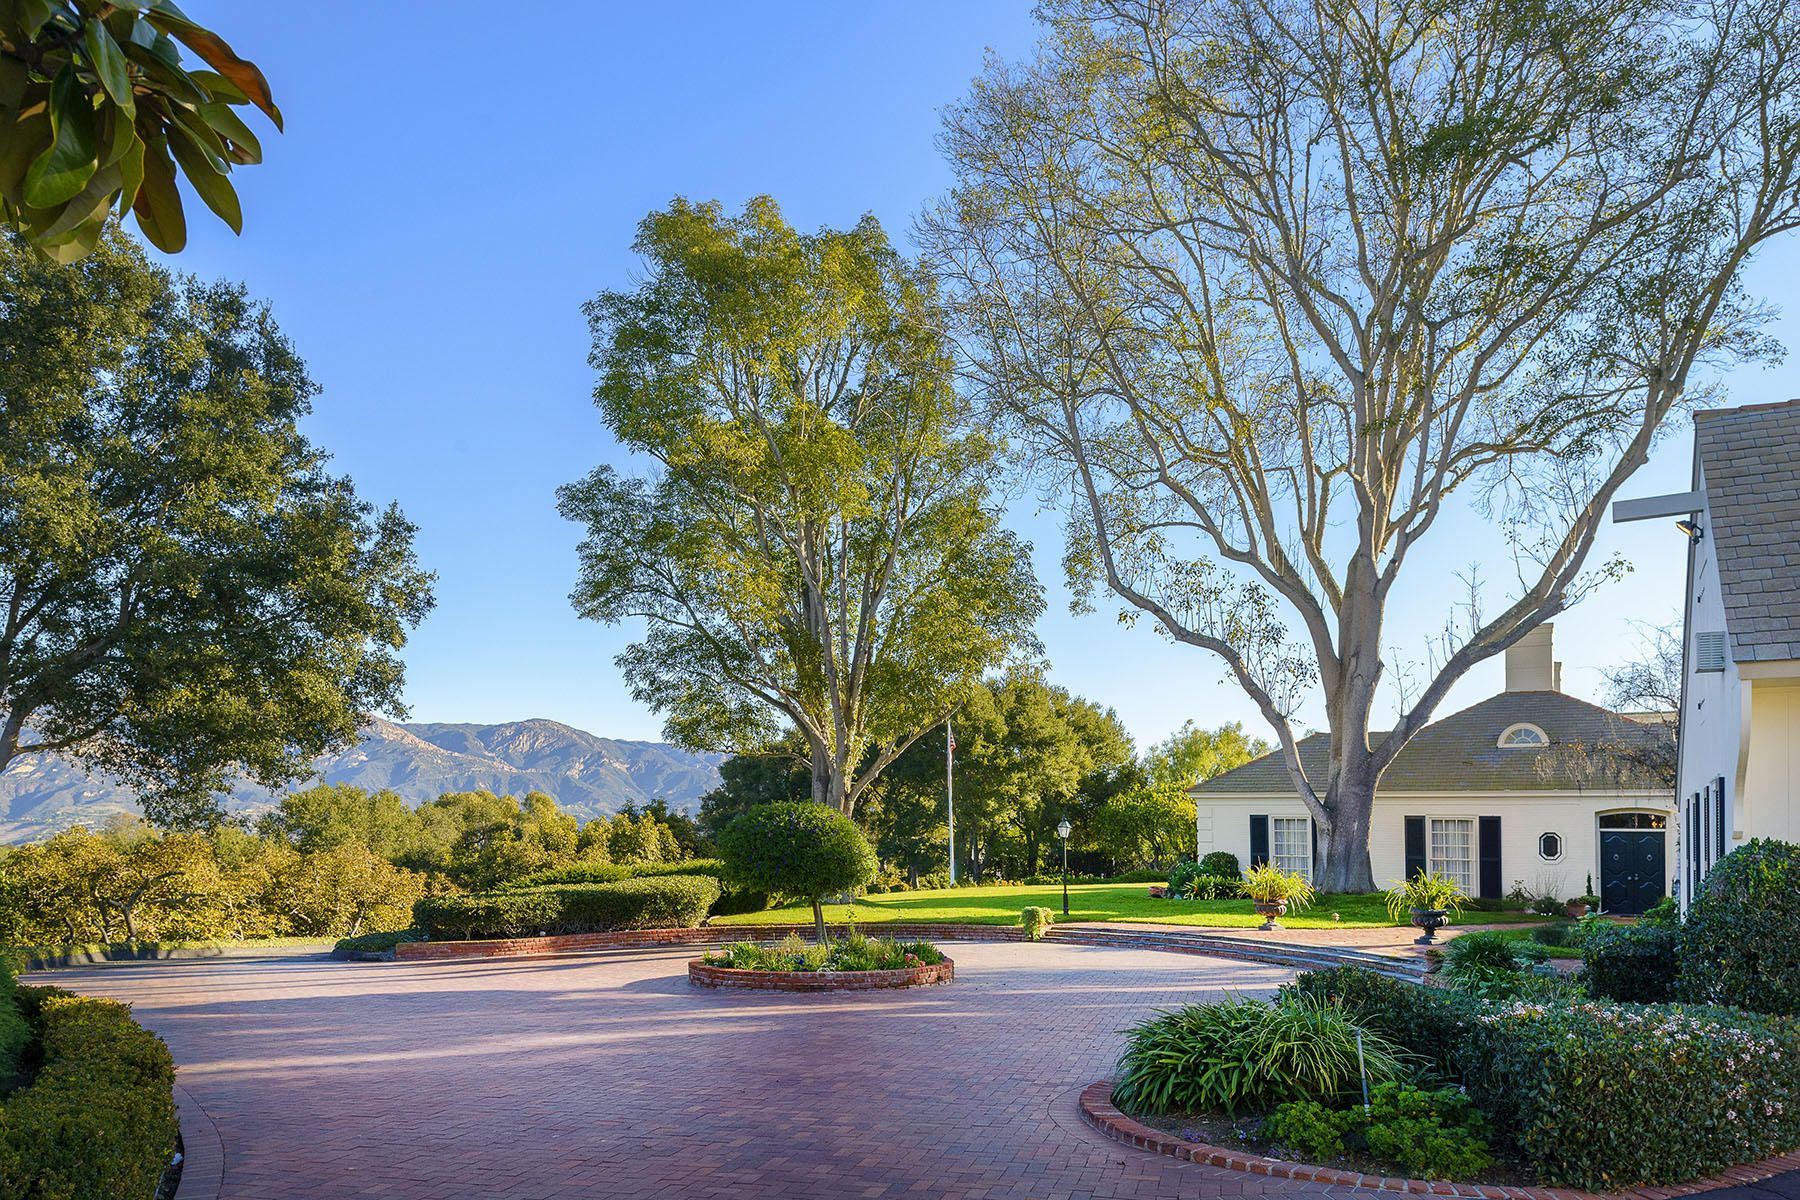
left=1057, top=818, right=1072, bottom=917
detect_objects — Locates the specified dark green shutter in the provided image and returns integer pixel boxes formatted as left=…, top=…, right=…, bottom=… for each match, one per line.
left=1249, top=815, right=1269, bottom=868
left=1716, top=777, right=1728, bottom=861
left=1404, top=816, right=1426, bottom=880
left=1478, top=816, right=1502, bottom=900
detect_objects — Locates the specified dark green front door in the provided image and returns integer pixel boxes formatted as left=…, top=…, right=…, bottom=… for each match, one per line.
left=1600, top=831, right=1666, bottom=914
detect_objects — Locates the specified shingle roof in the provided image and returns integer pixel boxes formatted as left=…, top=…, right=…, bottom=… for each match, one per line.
left=1694, top=399, right=1800, bottom=664
left=1191, top=690, right=1672, bottom=796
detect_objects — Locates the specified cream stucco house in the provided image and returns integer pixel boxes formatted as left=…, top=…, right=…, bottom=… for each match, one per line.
left=1189, top=627, right=1676, bottom=912
left=1617, top=399, right=1800, bottom=911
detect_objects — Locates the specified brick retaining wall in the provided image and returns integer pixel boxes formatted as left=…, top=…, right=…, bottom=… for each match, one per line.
left=687, top=958, right=954, bottom=991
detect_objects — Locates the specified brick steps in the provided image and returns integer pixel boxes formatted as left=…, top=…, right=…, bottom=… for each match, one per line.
left=395, top=919, right=1424, bottom=980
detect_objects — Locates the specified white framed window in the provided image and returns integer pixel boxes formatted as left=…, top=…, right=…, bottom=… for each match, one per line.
left=1429, top=818, right=1476, bottom=894
left=1497, top=723, right=1547, bottom=748
left=1538, top=831, right=1563, bottom=861
left=1272, top=817, right=1312, bottom=879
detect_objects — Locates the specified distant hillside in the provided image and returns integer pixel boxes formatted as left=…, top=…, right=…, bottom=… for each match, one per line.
left=0, top=718, right=722, bottom=843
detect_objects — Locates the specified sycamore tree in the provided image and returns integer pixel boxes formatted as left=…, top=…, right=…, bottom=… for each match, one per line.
left=0, top=229, right=433, bottom=829
left=926, top=0, right=1800, bottom=890
left=560, top=197, right=1044, bottom=818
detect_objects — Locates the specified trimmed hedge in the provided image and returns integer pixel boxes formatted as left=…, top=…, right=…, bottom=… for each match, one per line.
left=0, top=993, right=178, bottom=1200
left=412, top=874, right=721, bottom=940
left=506, top=858, right=726, bottom=888
left=0, top=962, right=29, bottom=1085
left=1464, top=1000, right=1800, bottom=1189
left=1582, top=922, right=1679, bottom=1003
left=506, top=858, right=767, bottom=915
left=331, top=929, right=421, bottom=959
left=1679, top=838, right=1800, bottom=1014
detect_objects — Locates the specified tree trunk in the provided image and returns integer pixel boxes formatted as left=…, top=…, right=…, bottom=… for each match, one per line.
left=1315, top=759, right=1377, bottom=893
left=811, top=897, right=827, bottom=945
left=121, top=905, right=139, bottom=942
left=808, top=751, right=851, bottom=814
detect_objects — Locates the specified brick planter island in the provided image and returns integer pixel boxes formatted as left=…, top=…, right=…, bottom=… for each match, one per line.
left=687, top=957, right=954, bottom=992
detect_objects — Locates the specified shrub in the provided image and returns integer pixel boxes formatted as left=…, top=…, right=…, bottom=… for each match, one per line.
left=1464, top=1000, right=1800, bottom=1189
left=1362, top=1083, right=1493, bottom=1179
left=1582, top=922, right=1679, bottom=1003
left=1200, top=851, right=1241, bottom=878
left=0, top=960, right=29, bottom=1083
left=1441, top=930, right=1524, bottom=982
left=412, top=874, right=720, bottom=940
left=1679, top=838, right=1800, bottom=1014
left=508, top=857, right=769, bottom=916
left=1641, top=895, right=1679, bottom=926
left=1280, top=967, right=1476, bottom=1081
left=1189, top=873, right=1243, bottom=899
left=1166, top=860, right=1203, bottom=897
left=1528, top=923, right=1571, bottom=948
left=717, top=802, right=877, bottom=939
left=1262, top=1098, right=1361, bottom=1159
left=1020, top=906, right=1055, bottom=941
left=0, top=995, right=177, bottom=1199
left=1111, top=994, right=1406, bottom=1115
left=331, top=928, right=421, bottom=959
left=1530, top=894, right=1563, bottom=917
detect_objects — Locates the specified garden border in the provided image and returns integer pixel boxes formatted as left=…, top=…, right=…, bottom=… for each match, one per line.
left=687, top=957, right=953, bottom=991
left=1077, top=1080, right=1800, bottom=1200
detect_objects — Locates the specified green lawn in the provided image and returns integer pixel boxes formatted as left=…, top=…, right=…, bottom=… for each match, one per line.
left=710, top=881, right=1547, bottom=931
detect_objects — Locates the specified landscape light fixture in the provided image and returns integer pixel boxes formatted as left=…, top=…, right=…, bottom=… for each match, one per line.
left=1056, top=819, right=1073, bottom=916
left=1676, top=518, right=1702, bottom=542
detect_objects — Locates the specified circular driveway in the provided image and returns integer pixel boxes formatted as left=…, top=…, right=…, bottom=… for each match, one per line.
left=52, top=941, right=1370, bottom=1200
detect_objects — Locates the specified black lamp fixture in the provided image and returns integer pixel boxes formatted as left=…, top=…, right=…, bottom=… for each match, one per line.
left=1056, top=818, right=1073, bottom=916
left=1676, top=518, right=1703, bottom=542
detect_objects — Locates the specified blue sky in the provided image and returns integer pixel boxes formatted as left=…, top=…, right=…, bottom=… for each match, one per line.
left=158, top=3, right=1800, bottom=753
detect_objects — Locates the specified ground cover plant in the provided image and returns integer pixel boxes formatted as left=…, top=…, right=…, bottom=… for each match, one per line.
left=701, top=932, right=945, bottom=973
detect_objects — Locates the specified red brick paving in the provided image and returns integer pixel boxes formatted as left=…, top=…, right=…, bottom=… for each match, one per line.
left=48, top=943, right=1794, bottom=1200
left=53, top=942, right=1374, bottom=1200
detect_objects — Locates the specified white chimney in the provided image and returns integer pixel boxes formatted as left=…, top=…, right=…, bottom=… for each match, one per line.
left=1506, top=624, right=1560, bottom=693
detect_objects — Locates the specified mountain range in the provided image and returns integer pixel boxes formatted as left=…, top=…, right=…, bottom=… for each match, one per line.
left=0, top=718, right=723, bottom=843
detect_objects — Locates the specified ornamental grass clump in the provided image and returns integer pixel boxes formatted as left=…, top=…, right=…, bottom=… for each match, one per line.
left=1111, top=994, right=1406, bottom=1115
left=1384, top=870, right=1468, bottom=924
left=1020, top=906, right=1055, bottom=940
left=1242, top=863, right=1316, bottom=909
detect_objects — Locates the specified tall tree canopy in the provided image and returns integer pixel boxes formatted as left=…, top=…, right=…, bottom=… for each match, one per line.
left=0, top=2, right=281, bottom=260
left=561, top=197, right=1044, bottom=817
left=1143, top=721, right=1268, bottom=790
left=0, top=230, right=433, bottom=828
left=927, top=0, right=1800, bottom=889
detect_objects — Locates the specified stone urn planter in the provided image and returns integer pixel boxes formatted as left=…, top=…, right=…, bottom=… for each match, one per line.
left=1253, top=899, right=1288, bottom=931
left=1409, top=906, right=1450, bottom=944
left=1565, top=898, right=1591, bottom=919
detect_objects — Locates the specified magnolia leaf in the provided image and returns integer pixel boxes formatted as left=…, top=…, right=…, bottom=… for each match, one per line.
left=84, top=22, right=135, bottom=118
left=187, top=69, right=247, bottom=105
left=15, top=0, right=56, bottom=38
left=99, top=106, right=138, bottom=168
left=0, top=105, right=51, bottom=202
left=36, top=160, right=122, bottom=240
left=39, top=213, right=108, bottom=263
left=130, top=135, right=185, bottom=252
left=116, top=128, right=145, bottom=214
left=146, top=6, right=283, bottom=131
left=198, top=101, right=260, bottom=164
left=165, top=121, right=239, bottom=234
left=24, top=68, right=97, bottom=209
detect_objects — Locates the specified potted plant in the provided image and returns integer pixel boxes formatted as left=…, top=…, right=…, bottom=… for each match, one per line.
left=1242, top=863, right=1316, bottom=930
left=1566, top=874, right=1600, bottom=918
left=1384, top=869, right=1468, bottom=944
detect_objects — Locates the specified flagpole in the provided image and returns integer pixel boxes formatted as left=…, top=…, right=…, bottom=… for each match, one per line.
left=946, top=718, right=956, bottom=886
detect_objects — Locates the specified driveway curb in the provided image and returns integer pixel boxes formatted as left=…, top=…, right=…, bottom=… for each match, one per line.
left=173, top=1080, right=224, bottom=1200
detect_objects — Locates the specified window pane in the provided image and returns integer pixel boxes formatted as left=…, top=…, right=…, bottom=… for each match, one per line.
left=1429, top=818, right=1474, bottom=894
left=1272, top=817, right=1311, bottom=878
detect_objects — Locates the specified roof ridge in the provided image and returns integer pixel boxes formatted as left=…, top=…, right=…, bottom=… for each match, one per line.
left=1693, top=397, right=1800, bottom=421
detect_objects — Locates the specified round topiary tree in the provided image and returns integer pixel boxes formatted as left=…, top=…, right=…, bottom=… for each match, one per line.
left=718, top=801, right=878, bottom=942
left=1679, top=838, right=1800, bottom=1014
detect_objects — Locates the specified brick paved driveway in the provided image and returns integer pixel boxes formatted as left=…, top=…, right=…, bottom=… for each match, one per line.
left=52, top=942, right=1792, bottom=1200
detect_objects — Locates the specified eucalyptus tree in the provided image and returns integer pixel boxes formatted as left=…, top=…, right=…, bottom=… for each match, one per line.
left=0, top=229, right=433, bottom=829
left=927, top=0, right=1800, bottom=889
left=561, top=197, right=1043, bottom=817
